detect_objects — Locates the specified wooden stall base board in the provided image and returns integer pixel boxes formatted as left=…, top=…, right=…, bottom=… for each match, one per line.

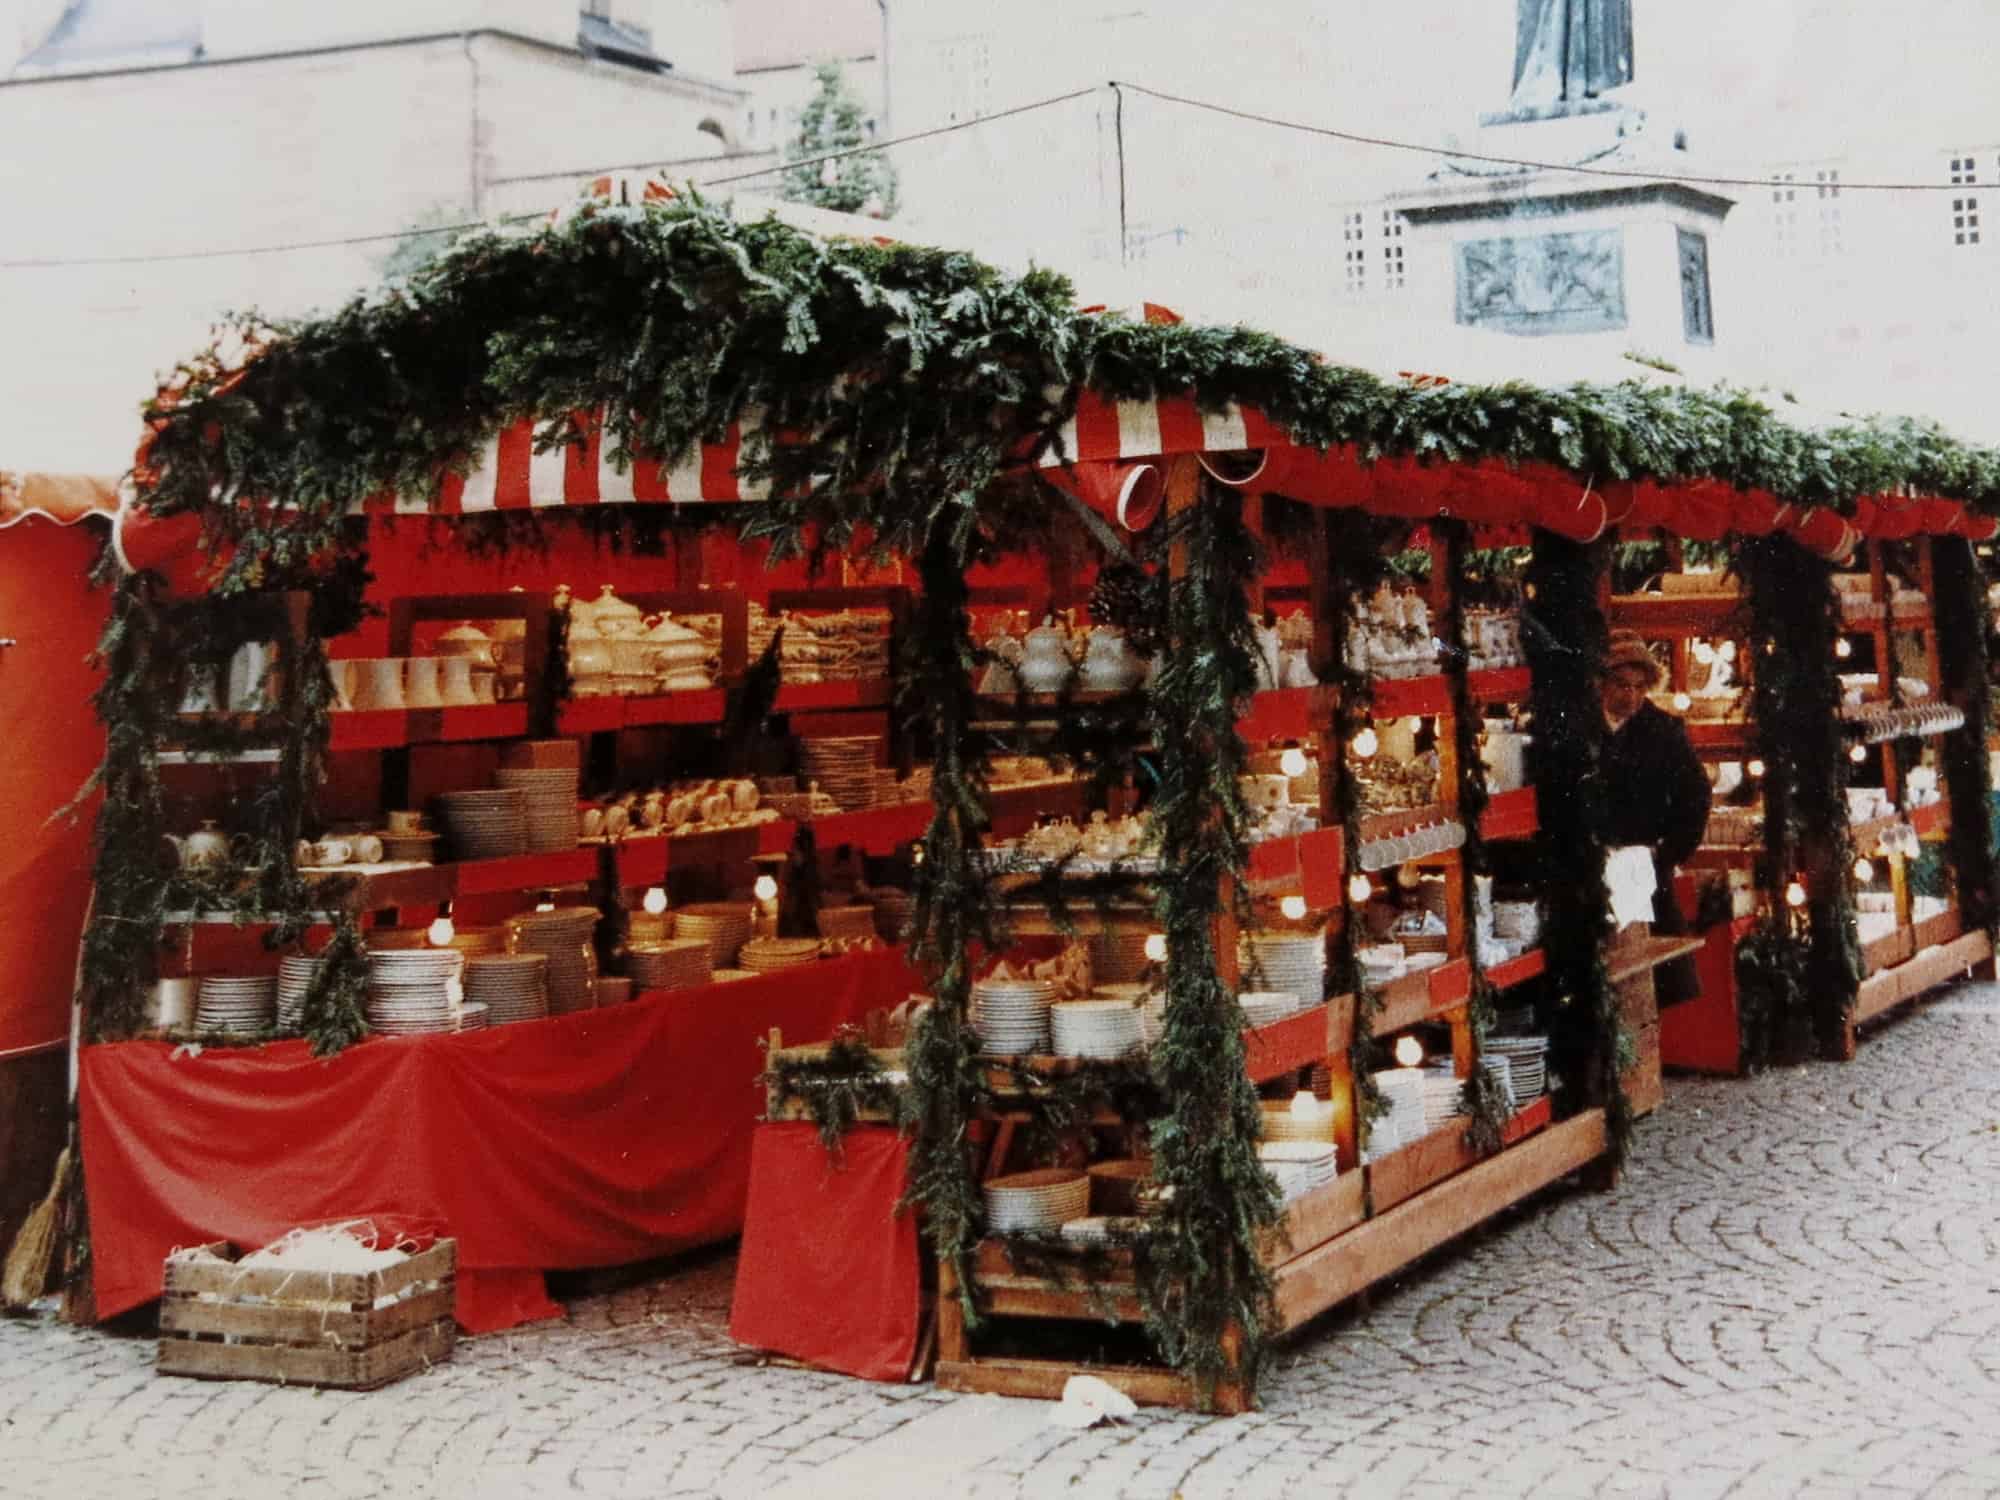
left=1854, top=930, right=1992, bottom=1028
left=941, top=1108, right=1607, bottom=1413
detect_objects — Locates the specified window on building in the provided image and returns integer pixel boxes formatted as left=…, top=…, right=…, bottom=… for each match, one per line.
left=1771, top=171, right=1798, bottom=258
left=935, top=37, right=992, bottom=124
left=1815, top=169, right=1842, bottom=256
left=1380, top=210, right=1407, bottom=290
left=1951, top=156, right=1978, bottom=185
left=1954, top=196, right=1980, bottom=246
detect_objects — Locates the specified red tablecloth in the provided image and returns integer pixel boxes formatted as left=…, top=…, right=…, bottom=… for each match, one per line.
left=729, top=1123, right=920, bottom=1382
left=79, top=948, right=923, bottom=1331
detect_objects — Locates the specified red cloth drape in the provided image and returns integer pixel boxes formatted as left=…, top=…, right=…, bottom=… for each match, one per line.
left=729, top=1123, right=920, bottom=1382
left=79, top=948, right=923, bottom=1330
left=0, top=519, right=107, bottom=1057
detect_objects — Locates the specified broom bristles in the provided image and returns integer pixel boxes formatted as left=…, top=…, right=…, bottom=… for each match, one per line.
left=2, top=1147, right=72, bottom=1309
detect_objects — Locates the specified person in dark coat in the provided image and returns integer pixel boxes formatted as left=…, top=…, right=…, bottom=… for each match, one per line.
left=1598, top=633, right=1712, bottom=1005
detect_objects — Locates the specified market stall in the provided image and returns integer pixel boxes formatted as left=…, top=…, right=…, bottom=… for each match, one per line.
left=62, top=190, right=2000, bottom=1410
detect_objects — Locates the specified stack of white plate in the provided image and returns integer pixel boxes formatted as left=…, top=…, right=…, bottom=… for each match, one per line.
left=982, top=1169, right=1091, bottom=1233
left=195, top=975, right=277, bottom=1033
left=365, top=947, right=464, bottom=1035
left=1058, top=1216, right=1148, bottom=1246
left=1240, top=929, right=1326, bottom=1009
left=739, top=937, right=823, bottom=974
left=1484, top=1035, right=1547, bottom=1100
left=494, top=767, right=581, bottom=853
left=436, top=788, right=528, bottom=860
left=972, top=977, right=1057, bottom=1055
left=458, top=1002, right=490, bottom=1032
left=815, top=905, right=879, bottom=944
left=1260, top=1099, right=1338, bottom=1144
left=798, top=736, right=881, bottom=812
left=1138, top=992, right=1169, bottom=1049
left=1481, top=1053, right=1516, bottom=1109
left=1365, top=1068, right=1428, bottom=1160
left=505, top=906, right=600, bottom=1015
left=1089, top=926, right=1158, bottom=984
left=1049, top=999, right=1143, bottom=1060
left=1238, top=990, right=1299, bottom=1029
left=1492, top=902, right=1541, bottom=944
left=464, top=953, right=548, bottom=1025
left=1420, top=1068, right=1467, bottom=1131
left=276, top=956, right=324, bottom=1031
left=1258, top=1141, right=1340, bottom=1203
left=675, top=903, right=754, bottom=969
left=626, top=939, right=713, bottom=992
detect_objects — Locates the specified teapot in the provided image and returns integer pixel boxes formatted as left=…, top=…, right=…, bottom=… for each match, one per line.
left=435, top=623, right=498, bottom=667
left=1016, top=616, right=1076, bottom=693
left=642, top=613, right=713, bottom=692
left=587, top=585, right=646, bottom=639
left=1081, top=811, right=1122, bottom=861
left=165, top=820, right=236, bottom=871
left=1078, top=626, right=1147, bottom=693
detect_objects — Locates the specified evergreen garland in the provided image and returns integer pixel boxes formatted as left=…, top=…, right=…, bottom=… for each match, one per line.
left=1930, top=538, right=1999, bottom=935
left=1435, top=520, right=1514, bottom=1153
left=1735, top=536, right=1861, bottom=1059
left=765, top=1032, right=904, bottom=1156
left=1520, top=533, right=1629, bottom=1157
left=1140, top=483, right=1282, bottom=1403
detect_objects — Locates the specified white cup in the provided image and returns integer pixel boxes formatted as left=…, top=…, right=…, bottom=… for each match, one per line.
left=326, top=659, right=358, bottom=711
left=226, top=642, right=274, bottom=712
left=351, top=834, right=384, bottom=864
left=471, top=670, right=498, bottom=705
left=403, top=656, right=443, bottom=709
left=439, top=657, right=478, bottom=707
left=361, top=658, right=406, bottom=710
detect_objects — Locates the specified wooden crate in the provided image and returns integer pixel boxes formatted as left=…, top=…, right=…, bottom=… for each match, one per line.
left=158, top=1239, right=456, bottom=1390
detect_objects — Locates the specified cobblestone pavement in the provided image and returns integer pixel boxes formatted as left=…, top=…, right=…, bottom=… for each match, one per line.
left=9, top=987, right=2000, bottom=1499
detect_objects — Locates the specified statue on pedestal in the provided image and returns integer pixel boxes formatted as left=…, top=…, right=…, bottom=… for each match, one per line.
left=1508, top=0, right=1634, bottom=118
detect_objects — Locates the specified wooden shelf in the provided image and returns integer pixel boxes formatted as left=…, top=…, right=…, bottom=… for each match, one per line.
left=1608, top=592, right=1746, bottom=636
left=555, top=690, right=728, bottom=734
left=1855, top=929, right=1992, bottom=1025
left=1244, top=999, right=1350, bottom=1086
left=1236, top=686, right=1334, bottom=744
left=1366, top=1095, right=1552, bottom=1214
left=1468, top=665, right=1534, bottom=702
left=1368, top=674, right=1452, bottom=719
left=1686, top=722, right=1755, bottom=756
left=1478, top=787, right=1538, bottom=842
left=1370, top=958, right=1472, bottom=1037
left=1485, top=948, right=1546, bottom=990
left=1245, top=827, right=1345, bottom=904
left=773, top=680, right=893, bottom=713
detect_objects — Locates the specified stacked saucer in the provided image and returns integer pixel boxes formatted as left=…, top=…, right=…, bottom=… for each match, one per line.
left=494, top=767, right=581, bottom=854
left=195, top=976, right=277, bottom=1034
left=738, top=937, right=823, bottom=974
left=365, top=947, right=464, bottom=1035
left=798, top=736, right=881, bottom=812
left=1484, top=1034, right=1547, bottom=1100
left=971, top=976, right=1057, bottom=1055
left=626, top=939, right=713, bottom=992
left=436, top=788, right=527, bottom=860
left=505, top=906, right=600, bottom=1014
left=1480, top=1053, right=1516, bottom=1109
left=276, top=956, right=325, bottom=1031
left=1238, top=990, right=1299, bottom=1029
left=464, top=953, right=548, bottom=1025
left=1258, top=1141, right=1339, bottom=1203
left=674, top=903, right=754, bottom=969
left=1049, top=999, right=1143, bottom=1060
left=457, top=1002, right=490, bottom=1032
left=1365, top=1068, right=1428, bottom=1160
left=378, top=829, right=440, bottom=864
left=1260, top=1098, right=1337, bottom=1144
left=1240, top=929, right=1326, bottom=1009
left=1089, top=926, right=1158, bottom=985
left=982, top=1169, right=1090, bottom=1233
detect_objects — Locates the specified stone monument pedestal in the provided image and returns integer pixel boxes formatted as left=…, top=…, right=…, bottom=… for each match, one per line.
left=1390, top=113, right=1731, bottom=353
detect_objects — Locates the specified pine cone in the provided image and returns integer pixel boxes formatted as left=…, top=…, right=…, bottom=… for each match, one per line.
left=1090, top=564, right=1167, bottom=657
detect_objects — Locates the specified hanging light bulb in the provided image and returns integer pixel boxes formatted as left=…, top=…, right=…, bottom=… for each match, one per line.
left=1853, top=857, right=1875, bottom=883
left=1849, top=742, right=1868, bottom=764
left=753, top=874, right=779, bottom=903
left=1280, top=894, right=1309, bottom=922
left=1347, top=872, right=1374, bottom=904
left=1748, top=758, right=1766, bottom=779
left=1672, top=692, right=1693, bottom=712
left=1279, top=746, right=1310, bottom=779
left=911, top=843, right=925, bottom=866
left=642, top=886, right=668, bottom=916
left=1351, top=726, right=1380, bottom=758
left=1692, top=641, right=1717, bottom=665
left=1143, top=932, right=1168, bottom=964
left=1835, top=637, right=1854, bottom=660
left=1406, top=716, right=1424, bottom=734
left=427, top=903, right=455, bottom=947
left=1785, top=880, right=1808, bottom=908
left=1394, top=1035, right=1424, bottom=1068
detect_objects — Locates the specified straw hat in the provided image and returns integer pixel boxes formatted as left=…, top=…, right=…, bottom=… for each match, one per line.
left=1602, top=632, right=1664, bottom=686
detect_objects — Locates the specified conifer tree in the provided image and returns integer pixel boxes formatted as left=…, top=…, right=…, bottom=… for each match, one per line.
left=780, top=62, right=898, bottom=217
